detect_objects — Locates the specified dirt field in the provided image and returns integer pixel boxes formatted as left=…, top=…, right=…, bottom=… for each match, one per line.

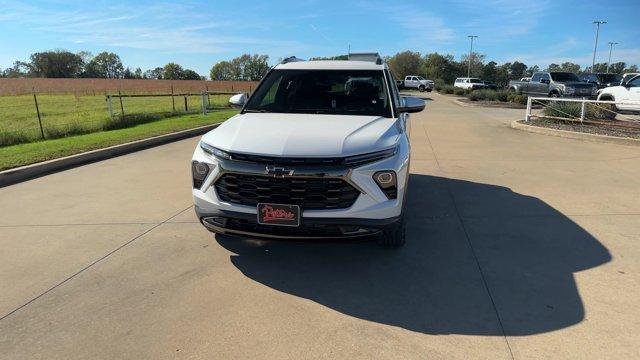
left=0, top=78, right=259, bottom=96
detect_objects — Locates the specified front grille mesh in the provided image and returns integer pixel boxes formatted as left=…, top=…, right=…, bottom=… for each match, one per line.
left=214, top=173, right=360, bottom=210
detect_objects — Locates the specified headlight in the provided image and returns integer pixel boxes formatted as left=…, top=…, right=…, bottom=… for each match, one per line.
left=192, top=161, right=212, bottom=189
left=343, top=146, right=398, bottom=166
left=200, top=141, right=230, bottom=160
left=373, top=170, right=397, bottom=199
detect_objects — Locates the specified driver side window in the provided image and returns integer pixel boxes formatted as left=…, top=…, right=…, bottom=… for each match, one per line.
left=629, top=77, right=640, bottom=87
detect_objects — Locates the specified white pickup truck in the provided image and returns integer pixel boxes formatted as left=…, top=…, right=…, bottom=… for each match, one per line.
left=396, top=76, right=434, bottom=92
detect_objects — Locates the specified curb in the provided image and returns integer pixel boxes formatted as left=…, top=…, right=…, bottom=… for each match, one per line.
left=0, top=123, right=220, bottom=187
left=452, top=97, right=528, bottom=109
left=511, top=120, right=640, bottom=146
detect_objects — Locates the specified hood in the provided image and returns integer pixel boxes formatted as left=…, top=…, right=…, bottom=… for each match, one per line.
left=201, top=113, right=401, bottom=157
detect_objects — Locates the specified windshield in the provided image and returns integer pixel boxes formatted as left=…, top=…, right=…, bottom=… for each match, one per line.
left=417, top=76, right=426, bottom=80
left=550, top=72, right=580, bottom=82
left=598, top=74, right=622, bottom=83
left=244, top=69, right=392, bottom=117
left=469, top=78, right=482, bottom=83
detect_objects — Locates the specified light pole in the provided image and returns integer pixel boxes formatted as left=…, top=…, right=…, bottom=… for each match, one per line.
left=607, top=42, right=618, bottom=73
left=591, top=20, right=607, bottom=72
left=467, top=35, right=478, bottom=78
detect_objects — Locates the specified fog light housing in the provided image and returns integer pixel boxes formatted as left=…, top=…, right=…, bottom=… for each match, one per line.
left=192, top=161, right=212, bottom=189
left=373, top=171, right=397, bottom=199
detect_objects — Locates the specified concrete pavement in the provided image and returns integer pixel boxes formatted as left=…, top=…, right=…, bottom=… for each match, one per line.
left=1, top=92, right=639, bottom=359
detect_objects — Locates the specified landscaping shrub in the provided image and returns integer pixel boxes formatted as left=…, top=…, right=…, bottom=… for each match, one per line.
left=466, top=89, right=509, bottom=102
left=453, top=88, right=466, bottom=96
left=468, top=90, right=487, bottom=101
left=542, top=101, right=617, bottom=120
left=586, top=103, right=617, bottom=120
left=440, top=85, right=455, bottom=94
left=507, top=93, right=528, bottom=105
left=494, top=90, right=509, bottom=102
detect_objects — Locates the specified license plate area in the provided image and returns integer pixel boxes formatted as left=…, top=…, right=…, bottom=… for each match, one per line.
left=257, top=203, right=300, bottom=227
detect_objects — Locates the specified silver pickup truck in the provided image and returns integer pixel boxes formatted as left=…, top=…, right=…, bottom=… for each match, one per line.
left=508, top=72, right=597, bottom=98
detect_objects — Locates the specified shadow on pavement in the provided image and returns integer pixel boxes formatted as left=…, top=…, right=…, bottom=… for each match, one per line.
left=216, top=174, right=611, bottom=336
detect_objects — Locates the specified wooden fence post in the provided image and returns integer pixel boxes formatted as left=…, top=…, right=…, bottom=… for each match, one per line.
left=184, top=96, right=188, bottom=112
left=171, top=84, right=176, bottom=112
left=33, top=91, right=45, bottom=140
left=118, top=90, right=125, bottom=120
left=107, top=95, right=114, bottom=120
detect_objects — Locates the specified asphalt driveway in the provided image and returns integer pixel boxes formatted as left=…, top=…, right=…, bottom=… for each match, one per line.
left=1, top=92, right=639, bottom=359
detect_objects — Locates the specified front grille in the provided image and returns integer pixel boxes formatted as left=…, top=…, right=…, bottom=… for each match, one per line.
left=214, top=173, right=360, bottom=210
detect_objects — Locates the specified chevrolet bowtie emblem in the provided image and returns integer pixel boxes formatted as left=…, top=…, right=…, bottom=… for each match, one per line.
left=265, top=165, right=295, bottom=177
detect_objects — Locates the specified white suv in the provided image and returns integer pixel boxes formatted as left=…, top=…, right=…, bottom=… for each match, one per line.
left=191, top=58, right=425, bottom=246
left=454, top=77, right=484, bottom=90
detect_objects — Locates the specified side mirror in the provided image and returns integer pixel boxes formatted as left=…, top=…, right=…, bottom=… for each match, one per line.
left=397, top=96, right=425, bottom=113
left=229, top=93, right=248, bottom=108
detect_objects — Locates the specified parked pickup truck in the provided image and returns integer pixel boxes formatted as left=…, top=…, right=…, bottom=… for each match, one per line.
left=508, top=72, right=597, bottom=98
left=396, top=76, right=434, bottom=92
left=597, top=74, right=640, bottom=112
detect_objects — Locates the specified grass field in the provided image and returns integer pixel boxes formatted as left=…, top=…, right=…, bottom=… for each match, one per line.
left=0, top=93, right=231, bottom=146
left=0, top=110, right=237, bottom=171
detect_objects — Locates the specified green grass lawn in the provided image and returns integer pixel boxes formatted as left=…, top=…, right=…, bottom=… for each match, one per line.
left=0, top=93, right=230, bottom=146
left=0, top=110, right=237, bottom=171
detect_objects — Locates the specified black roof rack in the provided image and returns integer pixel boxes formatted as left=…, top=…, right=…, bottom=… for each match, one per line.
left=281, top=56, right=304, bottom=64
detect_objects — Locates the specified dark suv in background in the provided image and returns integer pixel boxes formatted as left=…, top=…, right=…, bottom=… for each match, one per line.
left=578, top=73, right=623, bottom=89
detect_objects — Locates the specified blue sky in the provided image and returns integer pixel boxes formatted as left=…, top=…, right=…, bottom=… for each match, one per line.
left=1, top=0, right=639, bottom=77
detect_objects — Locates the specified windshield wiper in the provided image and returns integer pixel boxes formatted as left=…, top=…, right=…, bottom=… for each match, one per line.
left=243, top=109, right=270, bottom=113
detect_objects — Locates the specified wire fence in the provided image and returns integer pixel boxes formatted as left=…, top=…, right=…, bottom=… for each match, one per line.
left=0, top=89, right=244, bottom=147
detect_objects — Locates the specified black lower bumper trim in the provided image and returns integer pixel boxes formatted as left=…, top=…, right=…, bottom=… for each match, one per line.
left=195, top=207, right=400, bottom=240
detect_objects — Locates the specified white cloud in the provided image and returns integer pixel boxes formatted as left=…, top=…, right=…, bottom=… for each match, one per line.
left=453, top=0, right=552, bottom=41
left=0, top=1, right=304, bottom=55
left=357, top=1, right=455, bottom=48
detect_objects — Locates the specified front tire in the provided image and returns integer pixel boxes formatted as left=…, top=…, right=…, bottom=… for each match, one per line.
left=380, top=216, right=406, bottom=247
left=419, top=85, right=426, bottom=92
left=549, top=92, right=560, bottom=98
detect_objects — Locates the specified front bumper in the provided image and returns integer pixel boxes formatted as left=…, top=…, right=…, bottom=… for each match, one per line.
left=192, top=139, right=410, bottom=239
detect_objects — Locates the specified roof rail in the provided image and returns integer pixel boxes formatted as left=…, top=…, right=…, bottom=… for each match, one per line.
left=281, top=56, right=304, bottom=64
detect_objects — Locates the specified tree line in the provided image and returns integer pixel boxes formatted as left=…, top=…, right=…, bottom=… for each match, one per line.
left=0, top=50, right=204, bottom=80
left=4, top=49, right=637, bottom=85
left=386, top=51, right=639, bottom=87
left=209, top=54, right=270, bottom=81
